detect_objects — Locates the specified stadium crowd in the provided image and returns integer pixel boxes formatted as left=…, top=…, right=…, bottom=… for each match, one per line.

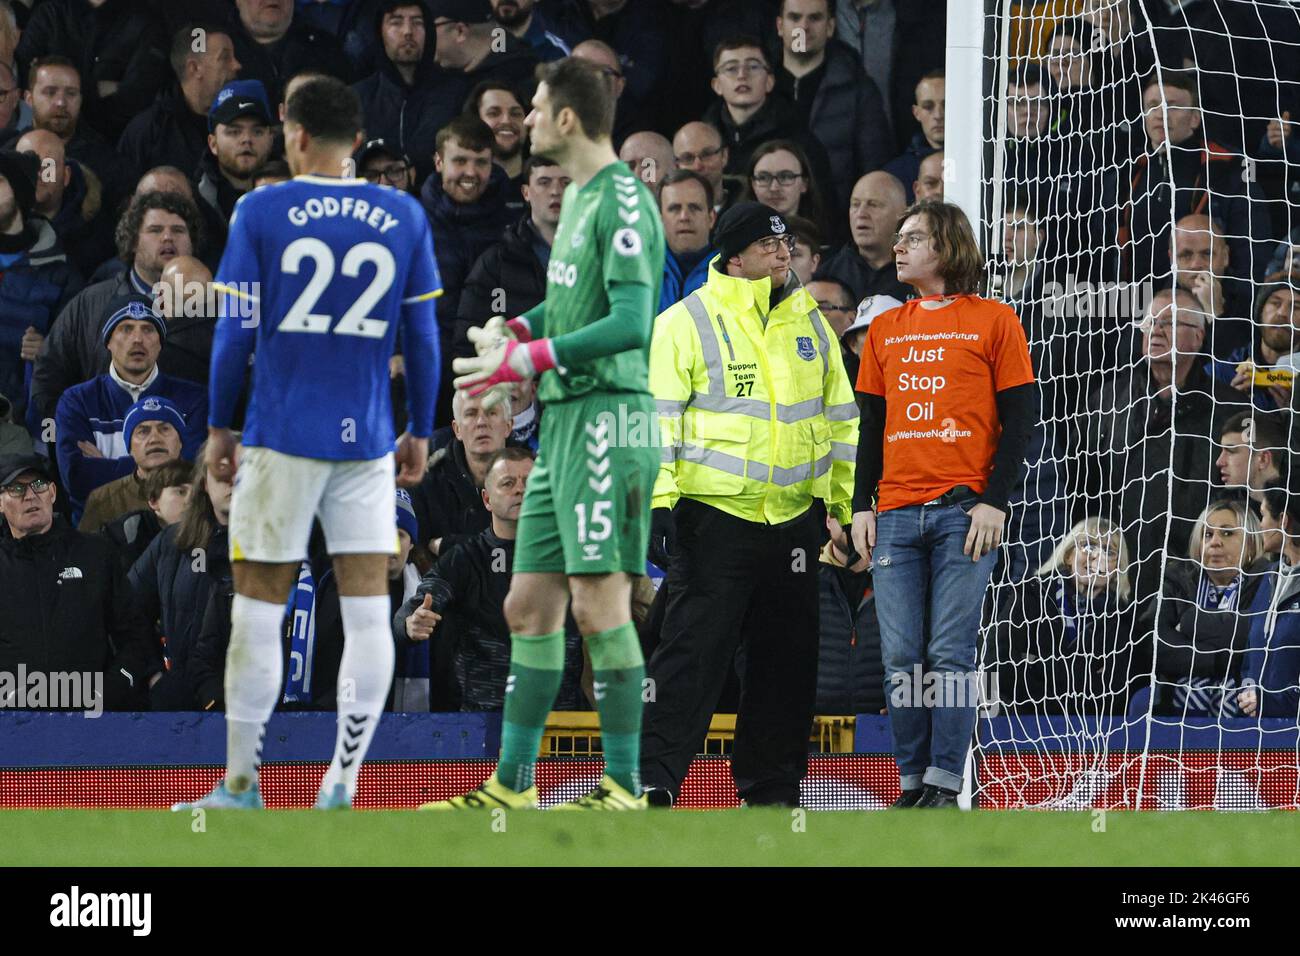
left=0, top=0, right=1297, bottom=749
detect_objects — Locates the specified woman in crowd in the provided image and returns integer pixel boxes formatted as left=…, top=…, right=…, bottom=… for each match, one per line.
left=1148, top=499, right=1270, bottom=718
left=989, top=517, right=1141, bottom=715
left=128, top=442, right=231, bottom=710
left=745, top=139, right=826, bottom=231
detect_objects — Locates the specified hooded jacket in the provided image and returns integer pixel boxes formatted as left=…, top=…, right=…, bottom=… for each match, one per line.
left=408, top=438, right=492, bottom=557
left=702, top=94, right=834, bottom=201
left=352, top=0, right=461, bottom=187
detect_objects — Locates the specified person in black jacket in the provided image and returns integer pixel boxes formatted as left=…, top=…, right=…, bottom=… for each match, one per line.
left=15, top=0, right=171, bottom=142
left=988, top=516, right=1142, bottom=717
left=128, top=445, right=231, bottom=710
left=882, top=70, right=943, bottom=205
left=117, top=23, right=242, bottom=186
left=17, top=128, right=114, bottom=281
left=0, top=453, right=156, bottom=710
left=192, top=79, right=275, bottom=260
left=225, top=0, right=351, bottom=104
left=395, top=447, right=585, bottom=711
left=1148, top=499, right=1271, bottom=719
left=409, top=386, right=512, bottom=558
left=421, top=114, right=516, bottom=424
left=429, top=0, right=540, bottom=106
left=774, top=1, right=890, bottom=216
left=702, top=36, right=833, bottom=195
left=22, top=56, right=132, bottom=215
left=352, top=0, right=461, bottom=188
left=453, top=154, right=568, bottom=360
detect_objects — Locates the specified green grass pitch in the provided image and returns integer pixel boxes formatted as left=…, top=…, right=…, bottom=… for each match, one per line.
left=2, top=808, right=1296, bottom=866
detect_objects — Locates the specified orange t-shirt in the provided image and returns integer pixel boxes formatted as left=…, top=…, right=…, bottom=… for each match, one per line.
left=855, top=295, right=1035, bottom=512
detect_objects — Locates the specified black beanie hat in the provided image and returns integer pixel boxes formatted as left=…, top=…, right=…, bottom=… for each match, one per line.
left=714, top=201, right=789, bottom=262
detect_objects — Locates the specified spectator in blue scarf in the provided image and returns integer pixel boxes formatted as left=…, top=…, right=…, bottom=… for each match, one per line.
left=1149, top=499, right=1271, bottom=719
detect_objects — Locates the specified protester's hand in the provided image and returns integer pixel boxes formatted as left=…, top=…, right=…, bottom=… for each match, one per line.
left=1238, top=686, right=1258, bottom=717
left=20, top=326, right=43, bottom=362
left=963, top=503, right=1006, bottom=561
left=207, top=426, right=239, bottom=481
left=395, top=432, right=429, bottom=488
left=851, top=510, right=876, bottom=564
left=406, top=593, right=441, bottom=641
left=1267, top=111, right=1296, bottom=149
left=77, top=440, right=103, bottom=459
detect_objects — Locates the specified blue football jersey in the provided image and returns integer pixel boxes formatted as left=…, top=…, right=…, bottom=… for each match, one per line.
left=209, top=175, right=442, bottom=460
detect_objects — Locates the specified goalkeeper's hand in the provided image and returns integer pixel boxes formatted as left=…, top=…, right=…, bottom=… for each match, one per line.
left=469, top=315, right=533, bottom=356
left=452, top=337, right=557, bottom=398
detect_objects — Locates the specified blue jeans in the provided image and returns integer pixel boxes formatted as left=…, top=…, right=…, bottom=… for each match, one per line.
left=873, top=501, right=997, bottom=792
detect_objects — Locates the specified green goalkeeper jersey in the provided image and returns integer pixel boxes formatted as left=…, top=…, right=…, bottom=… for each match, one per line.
left=537, top=162, right=664, bottom=404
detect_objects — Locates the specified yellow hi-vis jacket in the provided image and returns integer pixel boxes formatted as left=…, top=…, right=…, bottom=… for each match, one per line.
left=650, top=260, right=859, bottom=526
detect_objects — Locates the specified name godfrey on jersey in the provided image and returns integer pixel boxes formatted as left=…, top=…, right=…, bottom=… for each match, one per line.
left=287, top=195, right=402, bottom=234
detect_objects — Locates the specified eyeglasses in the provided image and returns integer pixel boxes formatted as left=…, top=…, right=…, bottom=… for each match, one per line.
left=752, top=171, right=803, bottom=188
left=817, top=301, right=855, bottom=314
left=1147, top=317, right=1203, bottom=333
left=716, top=59, right=770, bottom=78
left=2, top=478, right=51, bottom=499
left=363, top=161, right=410, bottom=185
left=892, top=231, right=932, bottom=249
left=432, top=17, right=456, bottom=29
left=674, top=145, right=724, bottom=166
left=1076, top=539, right=1120, bottom=559
left=756, top=235, right=796, bottom=254
left=597, top=66, right=623, bottom=80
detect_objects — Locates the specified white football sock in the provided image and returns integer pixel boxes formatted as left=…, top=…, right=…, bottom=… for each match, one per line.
left=224, top=595, right=286, bottom=793
left=320, top=595, right=395, bottom=801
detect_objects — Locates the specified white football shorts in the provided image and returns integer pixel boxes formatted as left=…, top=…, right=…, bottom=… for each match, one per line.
left=228, top=446, right=399, bottom=562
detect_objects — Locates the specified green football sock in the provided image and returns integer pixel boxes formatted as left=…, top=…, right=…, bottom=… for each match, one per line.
left=496, top=631, right=566, bottom=793
left=586, top=622, right=645, bottom=796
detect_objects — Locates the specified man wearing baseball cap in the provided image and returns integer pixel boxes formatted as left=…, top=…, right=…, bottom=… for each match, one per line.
left=53, top=295, right=207, bottom=519
left=355, top=138, right=416, bottom=193
left=198, top=80, right=276, bottom=228
left=642, top=201, right=860, bottom=807
left=78, top=395, right=189, bottom=533
left=429, top=0, right=539, bottom=97
left=0, top=451, right=157, bottom=710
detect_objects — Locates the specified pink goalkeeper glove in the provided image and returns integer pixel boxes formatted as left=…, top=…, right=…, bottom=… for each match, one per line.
left=452, top=337, right=557, bottom=396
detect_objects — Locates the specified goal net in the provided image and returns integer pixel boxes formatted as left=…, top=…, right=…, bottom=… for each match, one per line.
left=973, top=0, right=1300, bottom=809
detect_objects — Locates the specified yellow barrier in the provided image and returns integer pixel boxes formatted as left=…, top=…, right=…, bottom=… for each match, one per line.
left=540, top=713, right=856, bottom=757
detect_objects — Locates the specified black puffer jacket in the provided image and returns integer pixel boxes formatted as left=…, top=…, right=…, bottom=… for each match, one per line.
left=453, top=215, right=548, bottom=360
left=816, top=561, right=885, bottom=715
left=0, top=518, right=155, bottom=708
left=128, top=522, right=229, bottom=710
left=407, top=439, right=490, bottom=556
left=988, top=574, right=1145, bottom=716
left=1147, top=557, right=1272, bottom=686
